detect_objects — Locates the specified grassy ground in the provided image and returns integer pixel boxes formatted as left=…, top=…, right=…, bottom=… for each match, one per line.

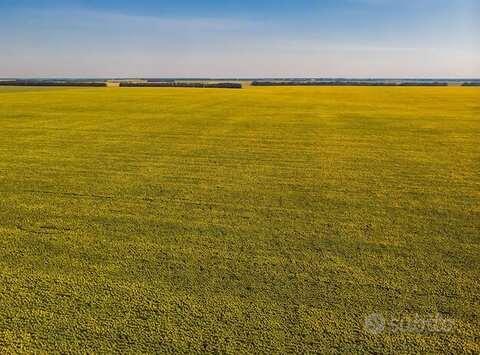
left=0, top=86, right=479, bottom=352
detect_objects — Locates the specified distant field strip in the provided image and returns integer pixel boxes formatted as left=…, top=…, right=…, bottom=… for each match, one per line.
left=0, top=86, right=479, bottom=352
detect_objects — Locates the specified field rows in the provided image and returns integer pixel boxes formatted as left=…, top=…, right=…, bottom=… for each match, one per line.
left=0, top=86, right=479, bottom=352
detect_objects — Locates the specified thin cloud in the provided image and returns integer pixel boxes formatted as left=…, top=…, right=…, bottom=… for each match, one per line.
left=24, top=7, right=257, bottom=32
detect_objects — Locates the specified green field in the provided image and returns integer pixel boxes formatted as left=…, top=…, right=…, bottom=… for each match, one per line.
left=0, top=86, right=479, bottom=352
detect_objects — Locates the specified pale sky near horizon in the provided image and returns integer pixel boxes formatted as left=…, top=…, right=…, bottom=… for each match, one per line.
left=1, top=0, right=479, bottom=78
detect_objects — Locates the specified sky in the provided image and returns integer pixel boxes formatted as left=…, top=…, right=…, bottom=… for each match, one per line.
left=1, top=0, right=479, bottom=78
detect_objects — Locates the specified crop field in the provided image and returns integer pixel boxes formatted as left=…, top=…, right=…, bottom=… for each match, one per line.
left=0, top=86, right=479, bottom=352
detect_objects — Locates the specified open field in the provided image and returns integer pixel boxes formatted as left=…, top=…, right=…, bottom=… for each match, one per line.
left=0, top=86, right=479, bottom=352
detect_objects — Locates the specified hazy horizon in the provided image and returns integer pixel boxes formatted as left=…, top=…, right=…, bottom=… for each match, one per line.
left=2, top=0, right=479, bottom=78
left=2, top=77, right=480, bottom=80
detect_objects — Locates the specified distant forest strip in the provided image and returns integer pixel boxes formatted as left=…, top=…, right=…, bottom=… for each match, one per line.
left=251, top=81, right=452, bottom=87
left=0, top=81, right=242, bottom=89
left=0, top=81, right=106, bottom=87
left=119, top=82, right=242, bottom=89
left=1, top=80, right=478, bottom=88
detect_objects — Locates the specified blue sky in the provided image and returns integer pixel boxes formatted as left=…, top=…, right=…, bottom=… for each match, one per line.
left=1, top=0, right=479, bottom=77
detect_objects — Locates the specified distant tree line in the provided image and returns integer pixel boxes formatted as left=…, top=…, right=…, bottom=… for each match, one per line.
left=120, top=82, right=242, bottom=89
left=0, top=81, right=106, bottom=87
left=3, top=80, right=477, bottom=88
left=251, top=81, right=450, bottom=87
left=397, top=82, right=448, bottom=86
left=0, top=80, right=242, bottom=89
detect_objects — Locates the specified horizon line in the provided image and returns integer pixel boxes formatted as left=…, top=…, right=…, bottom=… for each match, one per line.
left=2, top=77, right=480, bottom=81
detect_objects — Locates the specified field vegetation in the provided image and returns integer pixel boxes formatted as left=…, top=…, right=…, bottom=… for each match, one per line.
left=0, top=86, right=479, bottom=352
